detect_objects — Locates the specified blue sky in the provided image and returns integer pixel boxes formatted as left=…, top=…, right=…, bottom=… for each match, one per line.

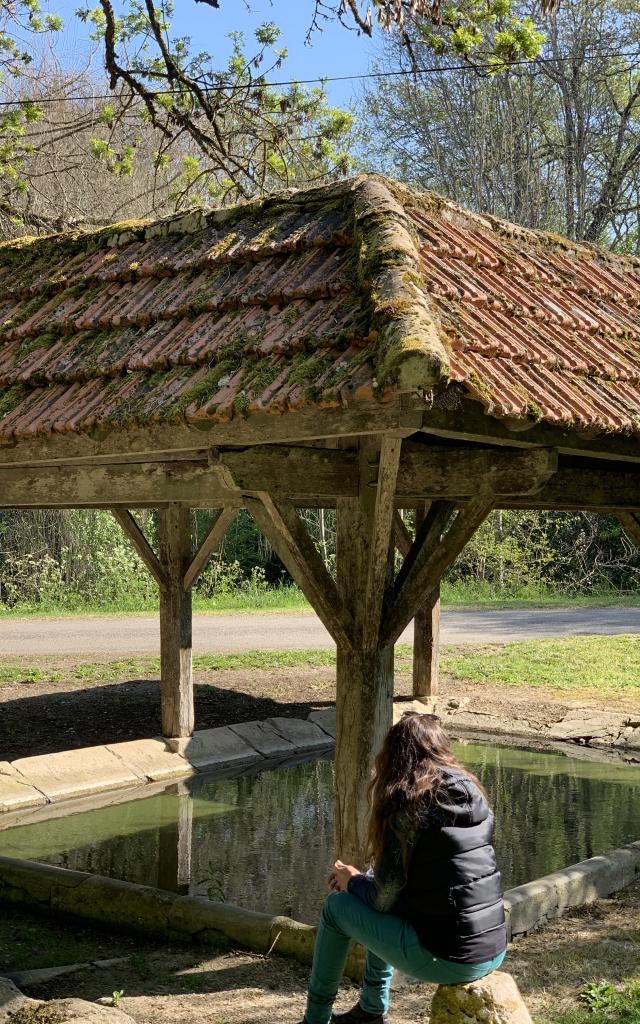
left=48, top=1, right=377, bottom=108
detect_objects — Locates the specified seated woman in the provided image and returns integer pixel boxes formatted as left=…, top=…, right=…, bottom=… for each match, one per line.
left=299, top=711, right=507, bottom=1024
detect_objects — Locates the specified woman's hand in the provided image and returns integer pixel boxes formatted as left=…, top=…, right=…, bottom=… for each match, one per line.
left=328, top=860, right=360, bottom=893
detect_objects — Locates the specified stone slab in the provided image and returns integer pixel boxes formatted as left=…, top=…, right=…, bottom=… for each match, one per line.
left=105, top=738, right=194, bottom=782
left=307, top=708, right=336, bottom=738
left=546, top=710, right=624, bottom=740
left=12, top=746, right=146, bottom=803
left=229, top=720, right=296, bottom=759
left=0, top=766, right=47, bottom=813
left=168, top=726, right=263, bottom=771
left=266, top=717, right=333, bottom=752
left=393, top=700, right=434, bottom=723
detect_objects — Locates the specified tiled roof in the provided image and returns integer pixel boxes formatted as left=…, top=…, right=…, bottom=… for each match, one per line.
left=0, top=173, right=639, bottom=444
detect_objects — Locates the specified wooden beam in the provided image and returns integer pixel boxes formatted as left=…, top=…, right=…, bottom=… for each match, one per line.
left=0, top=398, right=411, bottom=467
left=394, top=509, right=413, bottom=557
left=382, top=489, right=494, bottom=647
left=246, top=494, right=353, bottom=650
left=393, top=508, right=440, bottom=698
left=0, top=443, right=555, bottom=507
left=334, top=492, right=394, bottom=866
left=0, top=446, right=358, bottom=506
left=393, top=500, right=455, bottom=601
left=505, top=464, right=640, bottom=511
left=159, top=505, right=194, bottom=739
left=616, top=511, right=640, bottom=548
left=411, top=503, right=440, bottom=700
left=396, top=446, right=557, bottom=499
left=419, top=399, right=640, bottom=464
left=110, top=509, right=166, bottom=588
left=183, top=506, right=239, bottom=592
left=362, top=438, right=402, bottom=650
left=414, top=584, right=440, bottom=700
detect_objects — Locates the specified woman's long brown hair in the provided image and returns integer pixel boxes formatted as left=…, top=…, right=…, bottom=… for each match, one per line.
left=366, top=711, right=485, bottom=869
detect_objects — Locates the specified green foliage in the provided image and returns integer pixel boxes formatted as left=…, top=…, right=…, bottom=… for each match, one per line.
left=361, top=0, right=640, bottom=246
left=538, top=979, right=640, bottom=1024
left=77, top=3, right=355, bottom=205
left=579, top=980, right=617, bottom=1012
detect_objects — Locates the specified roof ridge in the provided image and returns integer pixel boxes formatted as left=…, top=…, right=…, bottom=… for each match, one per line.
left=351, top=176, right=451, bottom=391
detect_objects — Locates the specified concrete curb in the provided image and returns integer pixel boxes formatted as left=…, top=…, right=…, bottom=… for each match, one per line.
left=0, top=714, right=335, bottom=817
left=0, top=854, right=364, bottom=978
left=0, top=841, right=638, bottom=973
left=504, top=840, right=640, bottom=938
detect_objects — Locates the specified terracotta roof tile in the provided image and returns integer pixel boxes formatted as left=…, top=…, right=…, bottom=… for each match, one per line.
left=1, top=174, right=639, bottom=445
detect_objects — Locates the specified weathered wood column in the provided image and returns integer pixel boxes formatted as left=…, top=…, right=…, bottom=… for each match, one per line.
left=335, top=440, right=401, bottom=866
left=159, top=504, right=194, bottom=738
left=412, top=505, right=440, bottom=699
left=394, top=507, right=440, bottom=700
left=413, top=584, right=440, bottom=700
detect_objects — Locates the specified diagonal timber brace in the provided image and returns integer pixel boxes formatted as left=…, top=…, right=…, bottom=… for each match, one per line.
left=616, top=510, right=640, bottom=548
left=183, top=506, right=240, bottom=592
left=111, top=508, right=166, bottom=588
left=246, top=493, right=354, bottom=650
left=381, top=489, right=495, bottom=647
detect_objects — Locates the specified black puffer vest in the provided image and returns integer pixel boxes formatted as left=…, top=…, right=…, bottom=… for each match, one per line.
left=394, top=769, right=507, bottom=963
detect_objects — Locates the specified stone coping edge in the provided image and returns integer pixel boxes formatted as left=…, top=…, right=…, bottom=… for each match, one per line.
left=0, top=854, right=364, bottom=979
left=504, top=839, right=640, bottom=938
left=0, top=715, right=335, bottom=816
left=0, top=840, right=638, bottom=973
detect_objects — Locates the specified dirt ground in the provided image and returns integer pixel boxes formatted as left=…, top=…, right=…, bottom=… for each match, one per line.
left=1, top=662, right=639, bottom=762
left=10, top=878, right=638, bottom=1024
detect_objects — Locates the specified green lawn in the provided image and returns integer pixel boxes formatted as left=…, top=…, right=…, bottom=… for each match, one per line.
left=2, top=581, right=640, bottom=618
left=443, top=634, right=640, bottom=694
left=1, top=636, right=638, bottom=698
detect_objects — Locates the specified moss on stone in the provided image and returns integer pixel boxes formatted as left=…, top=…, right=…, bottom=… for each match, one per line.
left=0, top=382, right=28, bottom=420
left=15, top=332, right=58, bottom=361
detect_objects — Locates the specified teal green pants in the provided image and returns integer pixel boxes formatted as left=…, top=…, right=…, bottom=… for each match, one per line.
left=305, top=891, right=506, bottom=1024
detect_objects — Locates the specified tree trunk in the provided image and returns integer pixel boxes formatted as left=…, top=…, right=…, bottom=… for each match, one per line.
left=159, top=504, right=194, bottom=738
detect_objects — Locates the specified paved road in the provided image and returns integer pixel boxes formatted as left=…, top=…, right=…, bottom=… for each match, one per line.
left=0, top=607, right=636, bottom=657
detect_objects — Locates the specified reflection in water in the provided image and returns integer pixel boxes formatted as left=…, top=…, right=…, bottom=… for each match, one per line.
left=1, top=741, right=639, bottom=924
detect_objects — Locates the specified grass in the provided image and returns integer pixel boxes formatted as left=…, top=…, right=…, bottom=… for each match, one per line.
left=443, top=634, right=640, bottom=695
left=2, top=582, right=640, bottom=618
left=537, top=979, right=640, bottom=1024
left=0, top=636, right=638, bottom=699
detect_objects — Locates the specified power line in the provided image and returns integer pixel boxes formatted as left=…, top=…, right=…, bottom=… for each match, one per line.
left=3, top=46, right=640, bottom=107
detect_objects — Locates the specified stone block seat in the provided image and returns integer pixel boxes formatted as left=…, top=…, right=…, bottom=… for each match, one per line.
left=431, top=972, right=532, bottom=1024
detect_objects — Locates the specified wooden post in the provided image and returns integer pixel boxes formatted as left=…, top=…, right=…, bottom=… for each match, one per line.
left=413, top=585, right=440, bottom=699
left=159, top=504, right=194, bottom=738
left=413, top=504, right=440, bottom=699
left=334, top=443, right=398, bottom=867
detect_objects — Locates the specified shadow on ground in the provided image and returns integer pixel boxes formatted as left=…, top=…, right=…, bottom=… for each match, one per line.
left=17, top=882, right=640, bottom=1022
left=0, top=678, right=333, bottom=761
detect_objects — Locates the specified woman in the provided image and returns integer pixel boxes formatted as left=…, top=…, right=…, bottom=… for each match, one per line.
left=300, top=712, right=507, bottom=1024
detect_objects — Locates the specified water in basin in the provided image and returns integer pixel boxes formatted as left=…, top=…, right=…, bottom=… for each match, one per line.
left=1, top=740, right=639, bottom=925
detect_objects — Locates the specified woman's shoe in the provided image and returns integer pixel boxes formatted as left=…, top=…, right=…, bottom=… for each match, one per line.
left=331, top=1005, right=389, bottom=1024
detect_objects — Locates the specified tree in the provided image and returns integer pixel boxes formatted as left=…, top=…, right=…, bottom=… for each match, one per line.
left=359, top=0, right=640, bottom=246
left=73, top=2, right=356, bottom=206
